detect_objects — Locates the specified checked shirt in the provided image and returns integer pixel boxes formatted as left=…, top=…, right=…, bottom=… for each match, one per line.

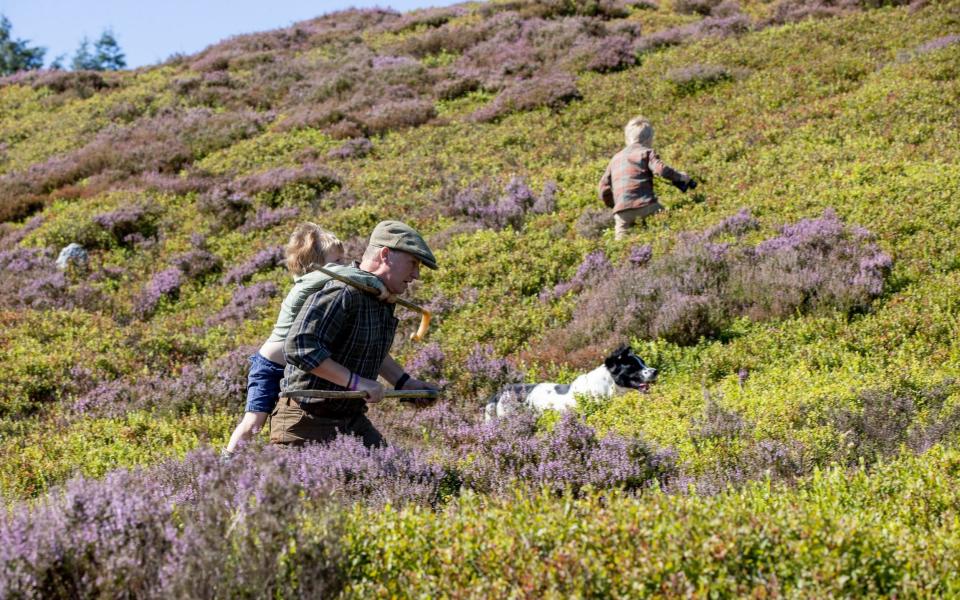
left=282, top=278, right=397, bottom=417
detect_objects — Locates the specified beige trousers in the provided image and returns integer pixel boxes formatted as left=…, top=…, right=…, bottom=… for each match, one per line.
left=614, top=203, right=663, bottom=239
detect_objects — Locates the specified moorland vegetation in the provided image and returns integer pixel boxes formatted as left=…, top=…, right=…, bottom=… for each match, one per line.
left=1, top=0, right=959, bottom=595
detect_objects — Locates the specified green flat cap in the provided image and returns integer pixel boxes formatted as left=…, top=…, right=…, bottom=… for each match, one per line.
left=369, top=220, right=438, bottom=270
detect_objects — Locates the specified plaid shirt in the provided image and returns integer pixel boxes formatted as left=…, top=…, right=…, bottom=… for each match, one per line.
left=282, top=279, right=398, bottom=416
left=599, top=144, right=688, bottom=213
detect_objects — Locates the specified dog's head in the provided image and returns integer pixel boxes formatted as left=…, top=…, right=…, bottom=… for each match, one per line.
left=604, top=344, right=658, bottom=391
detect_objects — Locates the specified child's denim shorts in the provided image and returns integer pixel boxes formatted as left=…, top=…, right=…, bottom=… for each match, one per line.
left=245, top=353, right=286, bottom=413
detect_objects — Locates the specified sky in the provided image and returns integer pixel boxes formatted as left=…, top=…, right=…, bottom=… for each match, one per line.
left=1, top=0, right=459, bottom=69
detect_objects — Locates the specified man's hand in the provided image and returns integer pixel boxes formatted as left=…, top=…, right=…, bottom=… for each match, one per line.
left=400, top=377, right=440, bottom=408
left=355, top=377, right=385, bottom=403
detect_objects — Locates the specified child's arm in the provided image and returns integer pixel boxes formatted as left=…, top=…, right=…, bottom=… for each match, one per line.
left=648, top=150, right=689, bottom=184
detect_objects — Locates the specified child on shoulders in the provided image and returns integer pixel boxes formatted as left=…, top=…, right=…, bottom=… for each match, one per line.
left=223, top=223, right=391, bottom=456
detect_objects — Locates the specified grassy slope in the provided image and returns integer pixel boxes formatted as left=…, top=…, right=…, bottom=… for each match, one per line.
left=1, top=0, right=960, bottom=591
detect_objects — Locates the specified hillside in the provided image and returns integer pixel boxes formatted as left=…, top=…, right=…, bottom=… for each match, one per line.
left=1, top=0, right=960, bottom=595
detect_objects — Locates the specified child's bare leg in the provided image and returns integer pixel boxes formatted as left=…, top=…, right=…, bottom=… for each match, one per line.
left=225, top=412, right=269, bottom=453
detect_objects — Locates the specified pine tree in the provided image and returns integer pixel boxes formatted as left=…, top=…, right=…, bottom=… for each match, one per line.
left=71, top=29, right=126, bottom=71
left=0, top=15, right=46, bottom=75
left=93, top=29, right=125, bottom=70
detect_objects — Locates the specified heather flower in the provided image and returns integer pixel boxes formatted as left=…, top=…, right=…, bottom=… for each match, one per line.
left=665, top=63, right=734, bottom=95
left=828, top=381, right=960, bottom=467
left=239, top=164, right=341, bottom=198
left=371, top=55, right=420, bottom=69
left=690, top=396, right=752, bottom=444
left=765, top=0, right=848, bottom=25
left=0, top=247, right=50, bottom=273
left=464, top=343, right=521, bottom=395
left=207, top=345, right=259, bottom=401
left=696, top=14, right=753, bottom=36
left=746, top=438, right=804, bottom=479
left=456, top=412, right=674, bottom=495
left=742, top=208, right=892, bottom=317
left=406, top=342, right=448, bottom=388
left=435, top=76, right=480, bottom=100
left=361, top=99, right=436, bottom=134
left=170, top=248, right=222, bottom=279
left=137, top=170, right=216, bottom=195
left=135, top=268, right=184, bottom=318
left=198, top=186, right=253, bottom=230
left=327, top=137, right=373, bottom=160
left=541, top=250, right=612, bottom=301
left=422, top=294, right=454, bottom=316
left=628, top=244, right=653, bottom=266
left=239, top=206, right=300, bottom=233
left=532, top=180, right=557, bottom=214
left=674, top=0, right=724, bottom=15
left=910, top=33, right=960, bottom=56
left=575, top=207, right=612, bottom=239
left=15, top=271, right=68, bottom=309
left=206, top=281, right=279, bottom=327
left=0, top=215, right=43, bottom=249
left=582, top=35, right=637, bottom=73
left=91, top=203, right=158, bottom=246
left=471, top=71, right=581, bottom=122
left=704, top=208, right=759, bottom=239
left=222, top=246, right=284, bottom=284
left=447, top=177, right=558, bottom=230
left=0, top=449, right=349, bottom=599
left=71, top=379, right=132, bottom=415
left=449, top=179, right=499, bottom=222
left=637, top=14, right=750, bottom=52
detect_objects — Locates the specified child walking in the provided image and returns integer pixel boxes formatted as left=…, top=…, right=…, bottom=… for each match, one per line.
left=223, top=223, right=391, bottom=456
left=598, top=116, right=698, bottom=239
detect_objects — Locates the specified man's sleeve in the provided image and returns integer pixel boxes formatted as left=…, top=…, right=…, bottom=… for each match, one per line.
left=648, top=150, right=688, bottom=183
left=283, top=284, right=354, bottom=372
left=599, top=163, right=615, bottom=208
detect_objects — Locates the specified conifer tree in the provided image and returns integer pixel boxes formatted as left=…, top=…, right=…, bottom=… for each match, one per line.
left=71, top=29, right=126, bottom=71
left=0, top=15, right=46, bottom=75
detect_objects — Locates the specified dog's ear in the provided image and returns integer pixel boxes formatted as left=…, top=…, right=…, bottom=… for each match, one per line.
left=606, top=345, right=626, bottom=367
left=606, top=344, right=631, bottom=369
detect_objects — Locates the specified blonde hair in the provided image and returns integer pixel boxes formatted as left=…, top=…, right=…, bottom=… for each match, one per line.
left=624, top=116, right=654, bottom=147
left=284, top=222, right=343, bottom=275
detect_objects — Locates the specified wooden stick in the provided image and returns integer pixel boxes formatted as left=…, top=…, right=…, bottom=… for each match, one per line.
left=281, top=389, right=440, bottom=404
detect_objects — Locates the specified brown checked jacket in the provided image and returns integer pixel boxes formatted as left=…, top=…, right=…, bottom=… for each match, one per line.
left=599, top=144, right=690, bottom=213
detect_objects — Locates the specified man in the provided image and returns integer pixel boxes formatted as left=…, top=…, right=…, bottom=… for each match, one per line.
left=599, top=116, right=698, bottom=240
left=271, top=220, right=439, bottom=448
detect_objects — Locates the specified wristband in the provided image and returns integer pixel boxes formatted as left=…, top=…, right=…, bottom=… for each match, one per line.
left=394, top=372, right=411, bottom=390
left=347, top=372, right=357, bottom=391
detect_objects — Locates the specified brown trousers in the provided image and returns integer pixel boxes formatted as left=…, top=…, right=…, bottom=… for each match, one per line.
left=614, top=202, right=663, bottom=239
left=269, top=397, right=386, bottom=448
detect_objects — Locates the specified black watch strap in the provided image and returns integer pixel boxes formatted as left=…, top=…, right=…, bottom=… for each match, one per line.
left=394, top=372, right=411, bottom=390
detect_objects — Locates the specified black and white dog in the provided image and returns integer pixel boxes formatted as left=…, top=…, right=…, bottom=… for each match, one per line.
left=484, top=345, right=658, bottom=421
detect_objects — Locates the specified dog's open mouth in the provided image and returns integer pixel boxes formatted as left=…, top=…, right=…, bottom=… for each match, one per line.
left=637, top=382, right=651, bottom=393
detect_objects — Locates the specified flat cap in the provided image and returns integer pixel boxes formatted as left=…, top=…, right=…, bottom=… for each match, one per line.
left=369, top=220, right=438, bottom=270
